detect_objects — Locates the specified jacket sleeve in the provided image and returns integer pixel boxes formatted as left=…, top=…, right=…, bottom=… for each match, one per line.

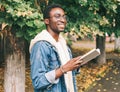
left=30, top=41, right=59, bottom=89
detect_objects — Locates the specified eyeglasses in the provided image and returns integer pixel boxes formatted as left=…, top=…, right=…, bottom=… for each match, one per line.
left=49, top=14, right=67, bottom=20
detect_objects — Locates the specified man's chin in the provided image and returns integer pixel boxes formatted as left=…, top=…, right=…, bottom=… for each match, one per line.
left=59, top=29, right=64, bottom=32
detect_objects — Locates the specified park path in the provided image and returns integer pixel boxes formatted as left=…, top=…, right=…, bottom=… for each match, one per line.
left=86, top=60, right=120, bottom=92
left=72, top=41, right=120, bottom=92
left=72, top=40, right=114, bottom=51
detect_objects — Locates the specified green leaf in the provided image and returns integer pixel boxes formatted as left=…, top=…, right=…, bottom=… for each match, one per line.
left=16, top=31, right=24, bottom=37
left=26, top=29, right=36, bottom=36
left=34, top=20, right=44, bottom=28
left=16, top=20, right=25, bottom=28
left=26, top=21, right=34, bottom=27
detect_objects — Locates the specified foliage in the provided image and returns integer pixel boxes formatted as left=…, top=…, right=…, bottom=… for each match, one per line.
left=114, top=4, right=120, bottom=37
left=48, top=0, right=120, bottom=39
left=0, top=0, right=120, bottom=41
left=0, top=0, right=45, bottom=42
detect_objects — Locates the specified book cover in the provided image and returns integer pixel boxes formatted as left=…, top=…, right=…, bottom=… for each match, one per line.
left=79, top=48, right=101, bottom=65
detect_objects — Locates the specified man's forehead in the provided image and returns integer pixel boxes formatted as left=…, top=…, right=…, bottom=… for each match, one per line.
left=50, top=8, right=65, bottom=15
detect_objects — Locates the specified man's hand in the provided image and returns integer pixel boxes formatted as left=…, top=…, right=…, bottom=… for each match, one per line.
left=55, top=56, right=83, bottom=79
left=62, top=56, right=83, bottom=73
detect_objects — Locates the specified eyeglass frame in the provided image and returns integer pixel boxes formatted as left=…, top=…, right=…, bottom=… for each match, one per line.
left=48, top=14, right=67, bottom=20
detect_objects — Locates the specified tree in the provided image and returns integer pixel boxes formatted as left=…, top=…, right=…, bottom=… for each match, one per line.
left=0, top=24, right=5, bottom=63
left=0, top=0, right=44, bottom=92
left=115, top=38, right=120, bottom=52
left=114, top=5, right=120, bottom=52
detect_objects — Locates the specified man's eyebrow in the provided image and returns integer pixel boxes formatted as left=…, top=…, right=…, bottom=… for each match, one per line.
left=54, top=13, right=66, bottom=16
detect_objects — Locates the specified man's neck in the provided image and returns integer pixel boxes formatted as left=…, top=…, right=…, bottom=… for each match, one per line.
left=47, top=30, right=60, bottom=42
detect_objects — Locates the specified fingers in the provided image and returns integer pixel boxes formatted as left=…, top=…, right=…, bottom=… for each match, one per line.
left=65, top=57, right=83, bottom=71
left=73, top=57, right=84, bottom=67
left=73, top=57, right=82, bottom=64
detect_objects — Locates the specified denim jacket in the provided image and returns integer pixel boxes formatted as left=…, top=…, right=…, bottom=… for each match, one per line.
left=30, top=41, right=78, bottom=92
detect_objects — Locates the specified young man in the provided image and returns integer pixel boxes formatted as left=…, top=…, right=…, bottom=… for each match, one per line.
left=29, top=4, right=82, bottom=92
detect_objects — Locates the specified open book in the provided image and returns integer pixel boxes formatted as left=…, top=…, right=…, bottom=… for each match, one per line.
left=79, top=48, right=101, bottom=66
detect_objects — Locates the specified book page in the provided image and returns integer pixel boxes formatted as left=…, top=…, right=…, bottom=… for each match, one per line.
left=79, top=48, right=100, bottom=65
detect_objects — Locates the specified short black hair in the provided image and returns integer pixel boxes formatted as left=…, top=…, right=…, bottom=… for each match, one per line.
left=43, top=4, right=64, bottom=19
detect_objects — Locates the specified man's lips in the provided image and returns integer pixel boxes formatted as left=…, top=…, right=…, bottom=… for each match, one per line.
left=58, top=24, right=65, bottom=27
left=58, top=23, right=65, bottom=27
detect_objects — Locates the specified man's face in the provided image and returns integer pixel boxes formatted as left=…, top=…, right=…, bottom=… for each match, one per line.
left=45, top=8, right=67, bottom=34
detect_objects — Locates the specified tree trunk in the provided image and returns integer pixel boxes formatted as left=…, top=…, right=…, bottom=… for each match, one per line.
left=114, top=37, right=120, bottom=52
left=4, top=30, right=25, bottom=92
left=0, top=35, right=4, bottom=64
left=96, top=35, right=106, bottom=65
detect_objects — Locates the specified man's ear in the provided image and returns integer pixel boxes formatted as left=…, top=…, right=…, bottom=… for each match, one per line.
left=44, top=19, right=49, bottom=25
